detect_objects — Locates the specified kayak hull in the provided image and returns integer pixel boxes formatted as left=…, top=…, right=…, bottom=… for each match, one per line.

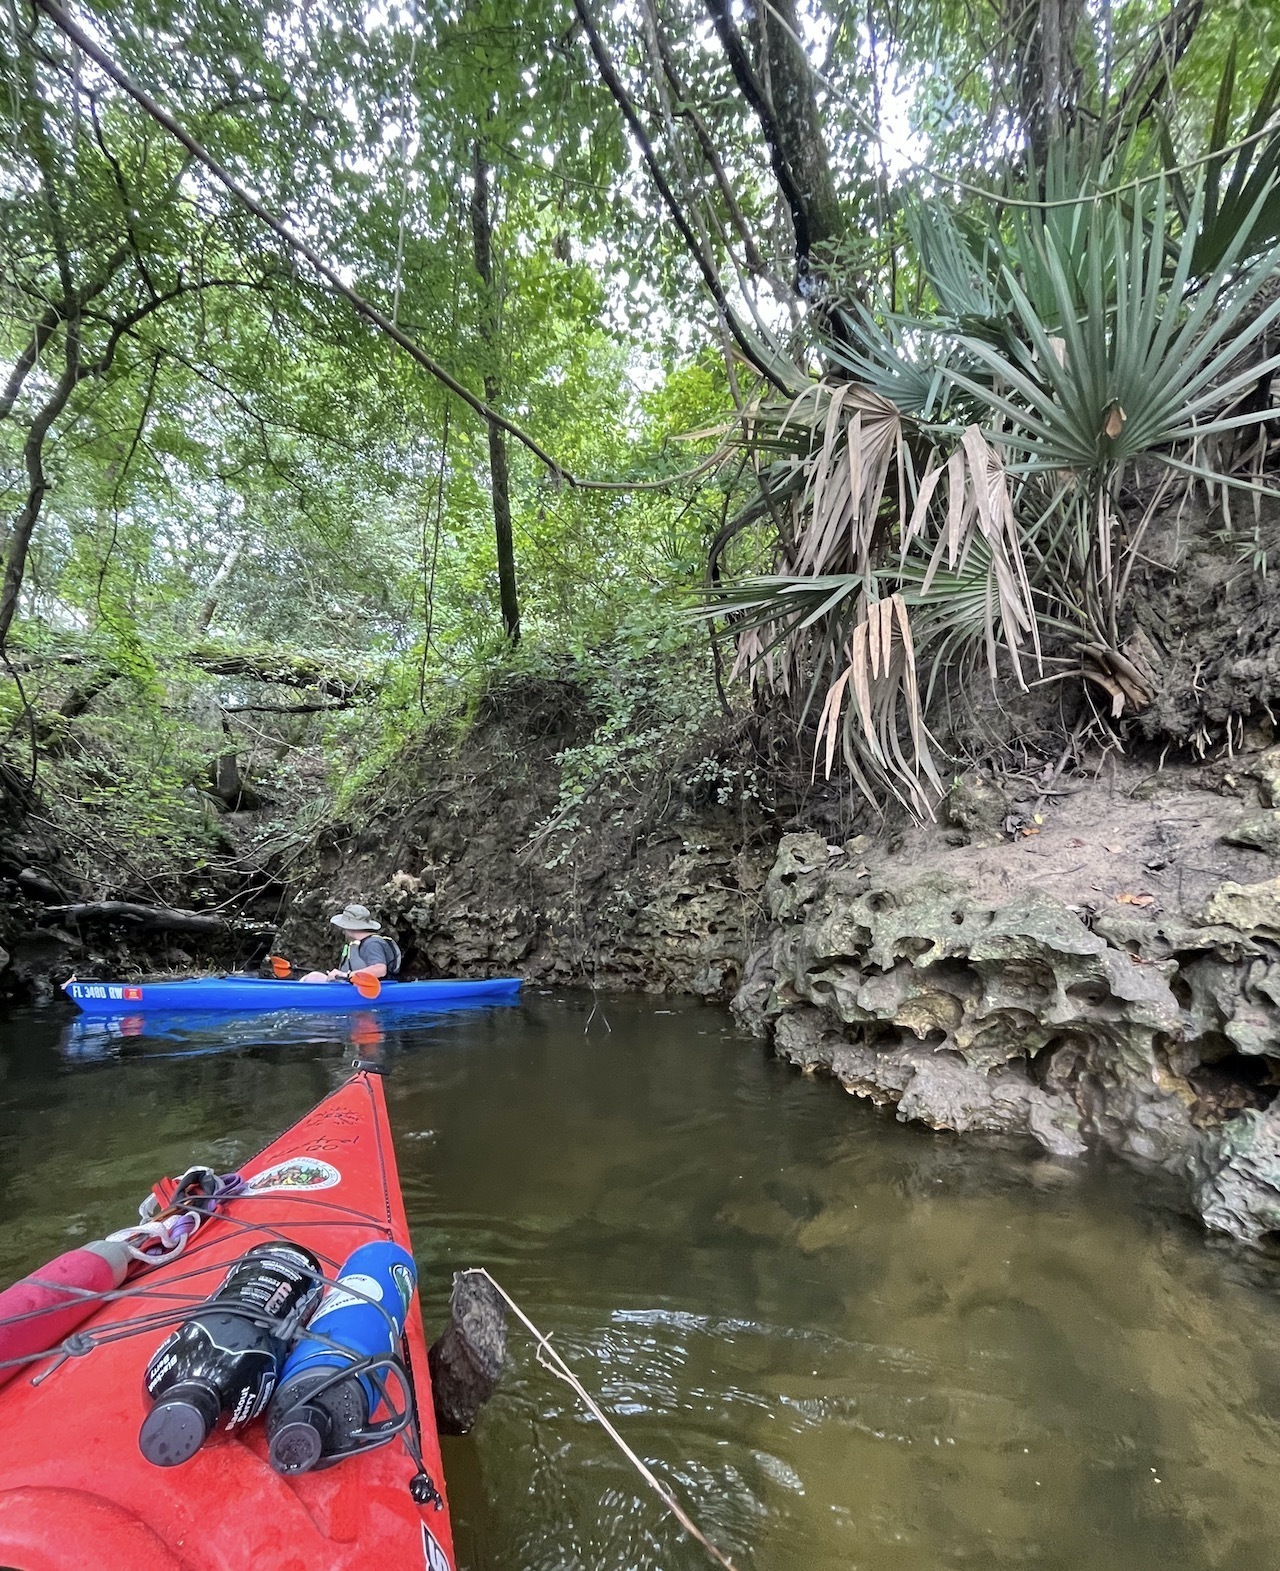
left=0, top=1071, right=457, bottom=1571
left=66, top=975, right=522, bottom=1014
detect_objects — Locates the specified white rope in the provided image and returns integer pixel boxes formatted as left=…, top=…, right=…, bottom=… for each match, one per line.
left=461, top=1268, right=742, bottom=1571
left=106, top=1213, right=196, bottom=1263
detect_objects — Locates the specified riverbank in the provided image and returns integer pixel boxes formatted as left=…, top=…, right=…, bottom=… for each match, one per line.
left=267, top=684, right=1280, bottom=1247
left=6, top=519, right=1280, bottom=1247
left=733, top=754, right=1280, bottom=1246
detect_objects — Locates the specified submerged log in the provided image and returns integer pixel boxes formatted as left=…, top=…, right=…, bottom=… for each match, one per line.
left=428, top=1270, right=507, bottom=1436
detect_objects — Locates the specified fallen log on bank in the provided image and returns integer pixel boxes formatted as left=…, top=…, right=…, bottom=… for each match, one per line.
left=37, top=901, right=271, bottom=936
left=9, top=642, right=371, bottom=704
left=186, top=643, right=369, bottom=702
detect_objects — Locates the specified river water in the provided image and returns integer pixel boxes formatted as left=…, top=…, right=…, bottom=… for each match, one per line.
left=3, top=991, right=1280, bottom=1570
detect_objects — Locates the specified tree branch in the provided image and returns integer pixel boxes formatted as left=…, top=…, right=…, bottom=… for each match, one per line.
left=30, top=0, right=622, bottom=485
left=9, top=644, right=371, bottom=708
left=39, top=900, right=266, bottom=935
left=81, top=275, right=276, bottom=381
left=649, top=13, right=771, bottom=284
left=220, top=699, right=353, bottom=714
left=1103, top=0, right=1204, bottom=140
left=571, top=0, right=788, bottom=390
left=88, top=91, right=160, bottom=301
left=702, top=0, right=818, bottom=282
left=1, top=244, right=136, bottom=423
left=0, top=306, right=61, bottom=421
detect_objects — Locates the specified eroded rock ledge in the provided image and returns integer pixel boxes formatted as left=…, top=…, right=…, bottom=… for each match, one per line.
left=734, top=830, right=1280, bottom=1245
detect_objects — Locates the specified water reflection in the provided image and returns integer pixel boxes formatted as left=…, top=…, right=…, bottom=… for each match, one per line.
left=59, top=997, right=521, bottom=1062
left=3, top=993, right=1280, bottom=1570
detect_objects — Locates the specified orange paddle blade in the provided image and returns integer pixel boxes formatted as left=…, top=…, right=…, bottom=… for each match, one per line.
left=269, top=955, right=292, bottom=979
left=351, top=969, right=381, bottom=999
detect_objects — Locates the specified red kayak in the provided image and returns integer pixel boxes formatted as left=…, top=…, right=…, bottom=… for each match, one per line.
left=0, top=1069, right=457, bottom=1571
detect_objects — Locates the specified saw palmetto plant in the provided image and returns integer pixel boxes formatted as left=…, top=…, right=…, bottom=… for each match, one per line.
left=704, top=145, right=1280, bottom=817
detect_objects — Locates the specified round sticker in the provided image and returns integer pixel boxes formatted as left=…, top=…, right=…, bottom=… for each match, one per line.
left=244, top=1157, right=341, bottom=1194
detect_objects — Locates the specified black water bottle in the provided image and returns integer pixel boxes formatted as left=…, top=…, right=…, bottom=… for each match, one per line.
left=139, top=1242, right=321, bottom=1467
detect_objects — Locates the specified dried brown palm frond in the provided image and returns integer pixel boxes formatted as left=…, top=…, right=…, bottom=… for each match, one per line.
left=904, top=425, right=1041, bottom=685
left=702, top=166, right=1280, bottom=817
left=814, top=593, right=943, bottom=817
left=727, top=620, right=794, bottom=695
left=705, top=384, right=1047, bottom=817
left=782, top=383, right=905, bottom=579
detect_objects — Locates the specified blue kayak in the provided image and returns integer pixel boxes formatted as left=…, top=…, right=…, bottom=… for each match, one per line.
left=64, top=975, right=523, bottom=1015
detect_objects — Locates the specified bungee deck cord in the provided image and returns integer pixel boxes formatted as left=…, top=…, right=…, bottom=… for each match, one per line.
left=0, top=1184, right=441, bottom=1500
left=0, top=1162, right=745, bottom=1567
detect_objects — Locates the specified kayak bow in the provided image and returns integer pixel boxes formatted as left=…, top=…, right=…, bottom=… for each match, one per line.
left=0, top=1070, right=457, bottom=1571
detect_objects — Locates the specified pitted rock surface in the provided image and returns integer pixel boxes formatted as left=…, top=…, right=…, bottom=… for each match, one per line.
left=737, top=834, right=1280, bottom=1244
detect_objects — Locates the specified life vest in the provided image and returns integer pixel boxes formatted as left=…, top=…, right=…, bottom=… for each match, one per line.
left=341, top=936, right=402, bottom=977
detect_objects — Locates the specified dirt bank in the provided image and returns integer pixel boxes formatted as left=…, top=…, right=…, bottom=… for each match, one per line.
left=0, top=761, right=277, bottom=1001
left=277, top=677, right=773, bottom=1000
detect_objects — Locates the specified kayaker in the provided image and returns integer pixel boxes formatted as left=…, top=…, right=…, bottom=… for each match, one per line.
left=300, top=904, right=402, bottom=984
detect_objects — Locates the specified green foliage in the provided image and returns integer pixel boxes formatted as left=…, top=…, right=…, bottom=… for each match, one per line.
left=1161, top=45, right=1280, bottom=275
left=705, top=111, right=1280, bottom=812
left=540, top=617, right=723, bottom=853
left=1, top=0, right=1275, bottom=885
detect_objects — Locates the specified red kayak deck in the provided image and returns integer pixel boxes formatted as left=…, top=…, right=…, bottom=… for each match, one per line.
left=0, top=1071, right=456, bottom=1571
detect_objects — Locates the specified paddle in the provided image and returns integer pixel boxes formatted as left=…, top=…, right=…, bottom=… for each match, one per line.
left=267, top=954, right=382, bottom=999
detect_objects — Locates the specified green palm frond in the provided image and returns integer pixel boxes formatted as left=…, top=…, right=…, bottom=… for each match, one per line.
left=1162, top=44, right=1280, bottom=277
left=824, top=302, right=959, bottom=420
left=700, top=112, right=1280, bottom=821
left=948, top=180, right=1280, bottom=482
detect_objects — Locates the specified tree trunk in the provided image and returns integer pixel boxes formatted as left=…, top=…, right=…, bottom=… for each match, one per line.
left=207, top=749, right=266, bottom=811
left=469, top=142, right=520, bottom=643
left=193, top=536, right=246, bottom=634
left=749, top=0, right=842, bottom=255
left=0, top=348, right=79, bottom=652
left=704, top=0, right=842, bottom=287
left=1, top=31, right=82, bottom=653
left=1011, top=0, right=1090, bottom=169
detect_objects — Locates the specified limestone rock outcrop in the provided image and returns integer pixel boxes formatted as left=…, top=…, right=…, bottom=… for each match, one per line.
left=736, top=834, right=1280, bottom=1244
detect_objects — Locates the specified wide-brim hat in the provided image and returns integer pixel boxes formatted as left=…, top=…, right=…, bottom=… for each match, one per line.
left=330, top=903, right=382, bottom=932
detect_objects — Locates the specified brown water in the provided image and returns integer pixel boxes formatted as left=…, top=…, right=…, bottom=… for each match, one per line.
left=3, top=991, right=1280, bottom=1570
